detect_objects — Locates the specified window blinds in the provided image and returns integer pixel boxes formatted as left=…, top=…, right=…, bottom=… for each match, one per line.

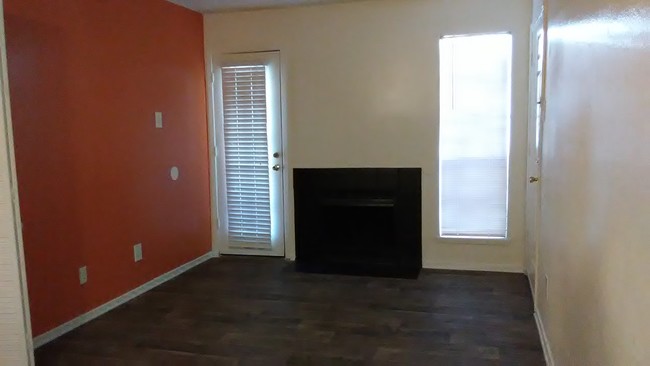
left=439, top=34, right=512, bottom=238
left=0, top=91, right=31, bottom=364
left=221, top=65, right=272, bottom=246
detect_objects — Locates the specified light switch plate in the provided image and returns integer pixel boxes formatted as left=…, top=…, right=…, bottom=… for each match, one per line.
left=79, top=266, right=87, bottom=285
left=155, top=112, right=163, bottom=128
left=544, top=274, right=549, bottom=301
left=134, top=243, right=143, bottom=262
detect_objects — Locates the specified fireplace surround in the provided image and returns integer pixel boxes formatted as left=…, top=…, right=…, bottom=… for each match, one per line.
left=293, top=168, right=422, bottom=278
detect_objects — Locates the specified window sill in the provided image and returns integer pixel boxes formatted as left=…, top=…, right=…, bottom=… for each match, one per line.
left=436, top=236, right=511, bottom=246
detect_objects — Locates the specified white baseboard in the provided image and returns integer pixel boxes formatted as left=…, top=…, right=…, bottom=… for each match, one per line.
left=33, top=252, right=215, bottom=348
left=534, top=311, right=555, bottom=366
left=423, top=261, right=524, bottom=273
left=526, top=271, right=553, bottom=366
left=527, top=273, right=536, bottom=296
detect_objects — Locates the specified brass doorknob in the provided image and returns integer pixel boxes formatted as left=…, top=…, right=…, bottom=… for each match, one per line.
left=272, top=164, right=281, bottom=171
left=529, top=176, right=540, bottom=183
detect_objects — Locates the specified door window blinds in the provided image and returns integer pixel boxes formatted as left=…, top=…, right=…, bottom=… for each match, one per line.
left=439, top=34, right=513, bottom=238
left=221, top=65, right=272, bottom=245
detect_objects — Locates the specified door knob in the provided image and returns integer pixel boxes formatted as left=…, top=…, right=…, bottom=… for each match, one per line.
left=529, top=176, right=540, bottom=183
left=272, top=164, right=281, bottom=171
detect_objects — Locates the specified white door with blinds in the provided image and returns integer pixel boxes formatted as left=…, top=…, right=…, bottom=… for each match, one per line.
left=0, top=3, right=33, bottom=363
left=439, top=34, right=513, bottom=239
left=215, top=51, right=284, bottom=256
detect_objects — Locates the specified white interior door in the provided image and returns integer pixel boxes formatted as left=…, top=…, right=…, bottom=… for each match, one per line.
left=525, top=13, right=546, bottom=299
left=215, top=51, right=285, bottom=257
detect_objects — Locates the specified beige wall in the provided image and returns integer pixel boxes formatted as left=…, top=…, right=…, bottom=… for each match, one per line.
left=205, top=0, right=532, bottom=271
left=536, top=0, right=650, bottom=364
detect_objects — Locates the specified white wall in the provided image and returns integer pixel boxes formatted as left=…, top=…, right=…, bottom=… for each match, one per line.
left=0, top=1, right=32, bottom=364
left=534, top=0, right=650, bottom=364
left=205, top=0, right=532, bottom=271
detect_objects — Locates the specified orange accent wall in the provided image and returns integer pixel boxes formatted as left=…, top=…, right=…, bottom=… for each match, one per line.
left=4, top=0, right=211, bottom=337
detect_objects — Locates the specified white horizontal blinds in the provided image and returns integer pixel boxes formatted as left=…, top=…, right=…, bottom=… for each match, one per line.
left=222, top=65, right=272, bottom=246
left=439, top=34, right=513, bottom=238
left=0, top=158, right=29, bottom=365
left=0, top=72, right=30, bottom=363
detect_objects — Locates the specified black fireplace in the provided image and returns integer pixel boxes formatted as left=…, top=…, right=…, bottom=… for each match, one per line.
left=293, top=168, right=422, bottom=278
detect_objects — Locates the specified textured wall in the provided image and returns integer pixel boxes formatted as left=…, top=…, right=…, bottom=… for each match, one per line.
left=205, top=0, right=532, bottom=272
left=537, top=0, right=650, bottom=364
left=4, top=0, right=211, bottom=336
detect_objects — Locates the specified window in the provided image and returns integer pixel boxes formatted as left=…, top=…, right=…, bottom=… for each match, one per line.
left=221, top=64, right=272, bottom=245
left=439, top=33, right=513, bottom=239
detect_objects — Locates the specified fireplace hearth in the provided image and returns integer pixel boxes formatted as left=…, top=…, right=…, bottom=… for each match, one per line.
left=293, top=168, right=422, bottom=278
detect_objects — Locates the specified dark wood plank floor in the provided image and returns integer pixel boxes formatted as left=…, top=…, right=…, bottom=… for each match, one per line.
left=35, top=257, right=544, bottom=365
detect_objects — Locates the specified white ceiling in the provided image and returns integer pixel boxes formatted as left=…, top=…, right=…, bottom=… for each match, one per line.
left=167, top=0, right=360, bottom=13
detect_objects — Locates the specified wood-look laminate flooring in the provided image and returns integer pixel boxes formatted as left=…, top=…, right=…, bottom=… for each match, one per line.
left=35, top=257, right=544, bottom=365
